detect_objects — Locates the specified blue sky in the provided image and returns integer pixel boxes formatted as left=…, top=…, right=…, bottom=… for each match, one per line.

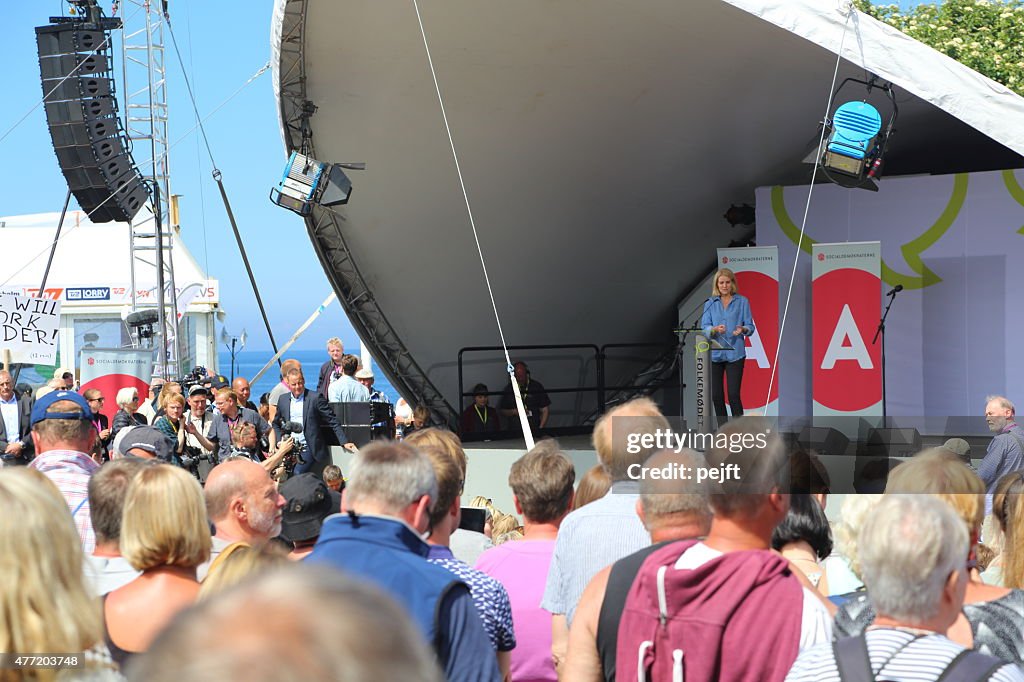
left=0, top=0, right=358, bottom=354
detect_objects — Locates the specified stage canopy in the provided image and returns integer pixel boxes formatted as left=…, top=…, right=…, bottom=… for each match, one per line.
left=271, top=0, right=1024, bottom=423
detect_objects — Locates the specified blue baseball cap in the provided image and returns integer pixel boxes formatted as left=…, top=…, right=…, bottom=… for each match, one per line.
left=30, top=390, right=94, bottom=426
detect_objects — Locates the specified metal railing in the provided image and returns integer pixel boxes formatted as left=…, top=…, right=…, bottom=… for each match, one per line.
left=456, top=341, right=678, bottom=437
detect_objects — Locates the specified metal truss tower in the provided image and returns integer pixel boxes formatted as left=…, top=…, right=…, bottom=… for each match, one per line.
left=117, top=0, right=182, bottom=378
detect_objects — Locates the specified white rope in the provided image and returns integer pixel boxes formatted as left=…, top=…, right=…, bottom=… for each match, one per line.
left=765, top=8, right=854, bottom=411
left=411, top=0, right=534, bottom=448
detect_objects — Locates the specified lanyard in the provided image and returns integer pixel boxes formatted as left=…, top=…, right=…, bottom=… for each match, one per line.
left=474, top=405, right=488, bottom=424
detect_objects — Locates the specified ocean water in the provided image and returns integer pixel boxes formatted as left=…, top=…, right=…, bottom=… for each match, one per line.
left=217, top=349, right=400, bottom=405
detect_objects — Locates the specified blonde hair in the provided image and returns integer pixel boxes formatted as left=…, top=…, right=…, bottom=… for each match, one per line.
left=710, top=268, right=739, bottom=296
left=0, top=469, right=102, bottom=679
left=163, top=392, right=187, bottom=409
left=405, top=428, right=467, bottom=476
left=591, top=398, right=670, bottom=481
left=994, top=471, right=1024, bottom=589
left=491, top=512, right=522, bottom=541
left=121, top=464, right=212, bottom=571
left=834, top=493, right=884, bottom=579
left=884, top=449, right=985, bottom=533
left=199, top=542, right=288, bottom=601
left=157, top=382, right=181, bottom=409
left=215, top=388, right=239, bottom=405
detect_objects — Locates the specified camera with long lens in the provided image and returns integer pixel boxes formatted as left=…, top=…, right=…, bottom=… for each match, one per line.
left=180, top=445, right=218, bottom=482
left=177, top=366, right=208, bottom=396
left=272, top=419, right=307, bottom=478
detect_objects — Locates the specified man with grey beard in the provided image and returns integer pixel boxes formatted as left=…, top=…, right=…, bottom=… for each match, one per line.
left=979, top=395, right=1024, bottom=513
left=198, top=458, right=286, bottom=578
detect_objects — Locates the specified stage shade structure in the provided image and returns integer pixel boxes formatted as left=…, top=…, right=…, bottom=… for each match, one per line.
left=797, top=426, right=850, bottom=457
left=864, top=427, right=923, bottom=459
left=36, top=20, right=148, bottom=223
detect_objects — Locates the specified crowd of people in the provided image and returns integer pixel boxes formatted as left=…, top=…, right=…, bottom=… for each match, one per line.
left=6, top=339, right=1024, bottom=681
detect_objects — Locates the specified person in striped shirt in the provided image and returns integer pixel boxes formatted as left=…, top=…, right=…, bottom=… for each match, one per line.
left=786, top=494, right=1024, bottom=682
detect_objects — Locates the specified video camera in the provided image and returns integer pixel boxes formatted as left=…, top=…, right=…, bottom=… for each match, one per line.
left=275, top=420, right=307, bottom=477
left=180, top=445, right=218, bottom=482
left=177, top=366, right=209, bottom=396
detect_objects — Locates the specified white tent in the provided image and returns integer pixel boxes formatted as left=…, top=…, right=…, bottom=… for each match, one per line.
left=0, top=210, right=220, bottom=379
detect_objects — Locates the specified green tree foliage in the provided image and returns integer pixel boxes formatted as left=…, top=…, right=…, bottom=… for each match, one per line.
left=854, top=0, right=1024, bottom=94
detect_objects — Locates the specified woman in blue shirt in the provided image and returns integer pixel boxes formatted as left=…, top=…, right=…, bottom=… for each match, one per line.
left=701, top=268, right=755, bottom=419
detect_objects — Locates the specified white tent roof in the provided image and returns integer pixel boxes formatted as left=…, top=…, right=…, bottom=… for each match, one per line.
left=0, top=210, right=218, bottom=310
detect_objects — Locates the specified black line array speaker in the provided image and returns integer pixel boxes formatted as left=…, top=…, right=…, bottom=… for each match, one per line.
left=36, top=22, right=148, bottom=223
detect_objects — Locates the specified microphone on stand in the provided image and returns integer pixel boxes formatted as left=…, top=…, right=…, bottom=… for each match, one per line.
left=674, top=297, right=712, bottom=334
left=886, top=284, right=903, bottom=296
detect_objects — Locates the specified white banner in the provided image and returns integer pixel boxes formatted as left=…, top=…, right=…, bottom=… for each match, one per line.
left=79, top=348, right=154, bottom=422
left=3, top=280, right=219, bottom=307
left=0, top=293, right=61, bottom=364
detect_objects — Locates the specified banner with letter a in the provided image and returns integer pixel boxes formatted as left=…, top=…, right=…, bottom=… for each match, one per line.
left=716, top=246, right=779, bottom=415
left=812, top=242, right=881, bottom=417
left=79, top=348, right=153, bottom=423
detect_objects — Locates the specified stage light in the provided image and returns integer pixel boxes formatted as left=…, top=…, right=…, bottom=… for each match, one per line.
left=723, top=203, right=755, bottom=228
left=823, top=101, right=882, bottom=177
left=813, top=76, right=898, bottom=192
left=270, top=151, right=365, bottom=216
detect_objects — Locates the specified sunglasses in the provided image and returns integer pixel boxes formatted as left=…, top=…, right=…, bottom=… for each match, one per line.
left=90, top=397, right=105, bottom=403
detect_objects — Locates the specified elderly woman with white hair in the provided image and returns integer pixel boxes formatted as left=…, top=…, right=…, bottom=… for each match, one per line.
left=111, top=386, right=148, bottom=439
left=787, top=495, right=1023, bottom=682
left=833, top=451, right=1024, bottom=666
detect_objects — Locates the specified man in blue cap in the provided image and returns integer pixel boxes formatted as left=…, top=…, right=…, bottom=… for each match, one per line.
left=28, top=389, right=100, bottom=553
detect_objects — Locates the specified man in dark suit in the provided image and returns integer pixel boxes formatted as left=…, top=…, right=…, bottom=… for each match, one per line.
left=315, top=338, right=345, bottom=400
left=0, top=370, right=34, bottom=465
left=275, top=367, right=350, bottom=478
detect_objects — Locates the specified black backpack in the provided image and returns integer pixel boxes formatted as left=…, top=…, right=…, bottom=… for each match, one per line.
left=834, top=634, right=1003, bottom=682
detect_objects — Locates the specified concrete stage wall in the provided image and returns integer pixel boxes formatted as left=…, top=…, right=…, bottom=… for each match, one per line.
left=332, top=442, right=599, bottom=520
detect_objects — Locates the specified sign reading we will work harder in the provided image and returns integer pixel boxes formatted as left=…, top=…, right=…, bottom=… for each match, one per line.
left=0, top=293, right=61, bottom=364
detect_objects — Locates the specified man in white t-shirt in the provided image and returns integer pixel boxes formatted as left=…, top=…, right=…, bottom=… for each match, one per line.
left=787, top=494, right=1022, bottom=682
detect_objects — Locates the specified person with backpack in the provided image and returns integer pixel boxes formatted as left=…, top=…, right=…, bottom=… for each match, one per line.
left=788, top=494, right=1023, bottom=682
left=616, top=417, right=833, bottom=682
left=564, top=447, right=712, bottom=682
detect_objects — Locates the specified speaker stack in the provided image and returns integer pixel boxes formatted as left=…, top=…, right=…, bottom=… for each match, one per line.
left=36, top=19, right=148, bottom=223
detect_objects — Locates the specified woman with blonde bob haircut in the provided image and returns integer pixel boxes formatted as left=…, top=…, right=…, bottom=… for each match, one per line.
left=700, top=268, right=755, bottom=419
left=103, top=464, right=211, bottom=666
left=834, top=450, right=1024, bottom=665
left=0, top=468, right=121, bottom=681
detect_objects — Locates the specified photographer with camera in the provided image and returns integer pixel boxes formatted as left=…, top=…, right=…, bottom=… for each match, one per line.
left=181, top=385, right=218, bottom=482
left=210, top=388, right=277, bottom=464
left=275, top=368, right=352, bottom=478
